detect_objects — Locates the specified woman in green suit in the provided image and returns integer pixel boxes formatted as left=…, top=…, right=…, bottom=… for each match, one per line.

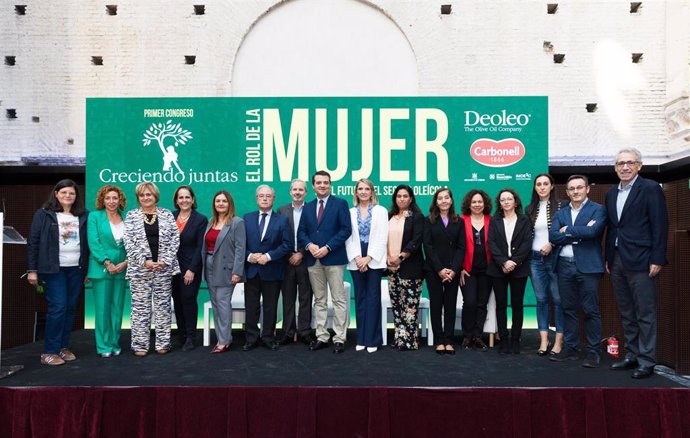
left=87, top=185, right=128, bottom=357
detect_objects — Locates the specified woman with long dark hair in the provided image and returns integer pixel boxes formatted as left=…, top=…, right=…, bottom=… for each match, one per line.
left=525, top=174, right=564, bottom=356
left=386, top=185, right=425, bottom=351
left=202, top=190, right=246, bottom=353
left=423, top=188, right=465, bottom=355
left=458, top=189, right=493, bottom=351
left=171, top=185, right=208, bottom=351
left=487, top=188, right=532, bottom=354
left=27, top=179, right=89, bottom=366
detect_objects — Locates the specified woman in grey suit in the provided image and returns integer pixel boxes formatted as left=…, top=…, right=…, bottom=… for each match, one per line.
left=202, top=190, right=246, bottom=353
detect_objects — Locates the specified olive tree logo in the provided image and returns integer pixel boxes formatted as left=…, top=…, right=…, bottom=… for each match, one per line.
left=142, top=120, right=193, bottom=175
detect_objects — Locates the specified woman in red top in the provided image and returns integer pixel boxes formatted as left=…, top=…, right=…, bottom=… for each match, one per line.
left=201, top=190, right=246, bottom=353
left=459, top=189, right=493, bottom=351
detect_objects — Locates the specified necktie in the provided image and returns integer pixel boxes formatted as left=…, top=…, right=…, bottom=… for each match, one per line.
left=317, top=200, right=324, bottom=225
left=258, top=212, right=267, bottom=240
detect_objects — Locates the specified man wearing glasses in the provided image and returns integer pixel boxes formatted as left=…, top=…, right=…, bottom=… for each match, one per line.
left=605, top=148, right=669, bottom=379
left=242, top=185, right=293, bottom=351
left=549, top=175, right=607, bottom=368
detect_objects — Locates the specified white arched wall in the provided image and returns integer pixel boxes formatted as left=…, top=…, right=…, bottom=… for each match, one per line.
left=232, top=0, right=418, bottom=96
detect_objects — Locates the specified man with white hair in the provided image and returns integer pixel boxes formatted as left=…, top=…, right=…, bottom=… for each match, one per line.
left=605, top=147, right=668, bottom=379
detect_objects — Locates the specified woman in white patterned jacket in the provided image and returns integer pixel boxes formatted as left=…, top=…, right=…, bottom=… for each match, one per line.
left=124, top=182, right=180, bottom=356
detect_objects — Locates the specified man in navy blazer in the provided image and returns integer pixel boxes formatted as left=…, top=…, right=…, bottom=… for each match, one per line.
left=605, top=148, right=668, bottom=379
left=242, top=185, right=292, bottom=351
left=549, top=175, right=607, bottom=368
left=297, top=170, right=352, bottom=353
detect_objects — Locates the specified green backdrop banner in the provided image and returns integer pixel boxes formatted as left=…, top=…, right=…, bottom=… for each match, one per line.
left=85, top=96, right=548, bottom=328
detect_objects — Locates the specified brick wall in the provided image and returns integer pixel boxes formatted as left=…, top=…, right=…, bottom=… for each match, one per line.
left=1, top=1, right=688, bottom=165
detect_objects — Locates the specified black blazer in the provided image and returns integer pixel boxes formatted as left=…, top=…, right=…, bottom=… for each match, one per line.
left=423, top=216, right=465, bottom=274
left=395, top=211, right=425, bottom=279
left=487, top=214, right=532, bottom=278
left=173, top=209, right=208, bottom=275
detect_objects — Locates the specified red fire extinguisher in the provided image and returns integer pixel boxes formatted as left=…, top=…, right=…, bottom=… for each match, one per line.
left=606, top=336, right=619, bottom=358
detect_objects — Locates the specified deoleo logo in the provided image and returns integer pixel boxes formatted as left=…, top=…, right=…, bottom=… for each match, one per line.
left=470, top=138, right=526, bottom=167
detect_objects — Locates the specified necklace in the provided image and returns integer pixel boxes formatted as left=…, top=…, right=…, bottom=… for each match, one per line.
left=143, top=212, right=158, bottom=225
left=178, top=212, right=191, bottom=223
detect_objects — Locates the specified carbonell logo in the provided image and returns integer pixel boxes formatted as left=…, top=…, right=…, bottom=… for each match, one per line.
left=470, top=138, right=526, bottom=167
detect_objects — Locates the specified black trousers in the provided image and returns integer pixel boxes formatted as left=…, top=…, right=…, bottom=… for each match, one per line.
left=460, top=271, right=491, bottom=339
left=492, top=273, right=527, bottom=340
left=426, top=272, right=460, bottom=346
left=171, top=273, right=202, bottom=339
left=280, top=259, right=313, bottom=338
left=244, top=276, right=281, bottom=344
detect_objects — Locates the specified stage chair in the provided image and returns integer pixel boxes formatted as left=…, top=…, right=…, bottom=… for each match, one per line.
left=310, top=282, right=351, bottom=329
left=380, top=279, right=431, bottom=346
left=203, top=283, right=263, bottom=347
left=454, top=287, right=497, bottom=347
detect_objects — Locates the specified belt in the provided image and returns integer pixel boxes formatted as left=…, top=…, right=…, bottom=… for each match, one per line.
left=559, top=256, right=576, bottom=263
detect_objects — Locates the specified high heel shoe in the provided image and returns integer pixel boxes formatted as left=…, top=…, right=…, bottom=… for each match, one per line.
left=537, top=340, right=552, bottom=356
left=435, top=346, right=446, bottom=356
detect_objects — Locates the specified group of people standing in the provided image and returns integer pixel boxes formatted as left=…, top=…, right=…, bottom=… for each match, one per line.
left=25, top=148, right=668, bottom=379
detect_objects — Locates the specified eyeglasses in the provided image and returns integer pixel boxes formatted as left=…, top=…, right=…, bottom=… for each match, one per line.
left=499, top=198, right=514, bottom=203
left=257, top=194, right=273, bottom=199
left=615, top=160, right=639, bottom=168
left=566, top=185, right=587, bottom=192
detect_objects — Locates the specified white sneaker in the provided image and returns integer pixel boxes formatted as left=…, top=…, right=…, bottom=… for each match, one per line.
left=367, top=347, right=378, bottom=353
left=355, top=345, right=365, bottom=351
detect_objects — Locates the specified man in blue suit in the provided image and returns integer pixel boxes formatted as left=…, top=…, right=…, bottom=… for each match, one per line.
left=605, top=148, right=668, bottom=379
left=549, top=175, right=607, bottom=368
left=297, top=170, right=352, bottom=353
left=243, top=185, right=292, bottom=351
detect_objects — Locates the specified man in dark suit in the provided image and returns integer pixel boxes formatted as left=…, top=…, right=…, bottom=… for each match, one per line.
left=297, top=170, right=352, bottom=353
left=276, top=179, right=313, bottom=345
left=242, top=185, right=292, bottom=351
left=605, top=148, right=668, bottom=379
left=549, top=175, right=607, bottom=368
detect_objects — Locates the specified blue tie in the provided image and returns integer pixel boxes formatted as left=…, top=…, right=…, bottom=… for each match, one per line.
left=258, top=213, right=267, bottom=240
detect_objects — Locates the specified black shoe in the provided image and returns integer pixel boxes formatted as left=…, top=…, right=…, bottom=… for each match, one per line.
left=461, top=337, right=472, bottom=350
left=309, top=340, right=329, bottom=351
left=549, top=350, right=579, bottom=362
left=499, top=339, right=511, bottom=355
left=242, top=342, right=258, bottom=352
left=610, top=358, right=639, bottom=371
left=262, top=341, right=279, bottom=351
left=300, top=334, right=315, bottom=345
left=277, top=335, right=294, bottom=346
left=632, top=365, right=654, bottom=379
left=582, top=352, right=601, bottom=368
left=511, top=339, right=521, bottom=355
left=537, top=341, right=552, bottom=356
left=473, top=337, right=488, bottom=352
left=333, top=342, right=345, bottom=354
left=435, top=346, right=446, bottom=355
left=182, top=338, right=195, bottom=352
